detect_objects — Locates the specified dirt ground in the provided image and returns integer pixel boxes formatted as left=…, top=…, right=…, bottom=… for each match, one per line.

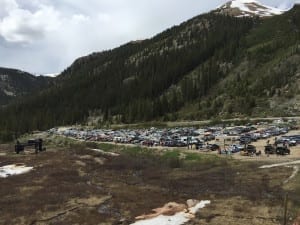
left=0, top=137, right=299, bottom=225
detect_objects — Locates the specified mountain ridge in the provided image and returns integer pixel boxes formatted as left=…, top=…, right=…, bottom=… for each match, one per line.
left=0, top=67, right=52, bottom=106
left=0, top=5, right=299, bottom=141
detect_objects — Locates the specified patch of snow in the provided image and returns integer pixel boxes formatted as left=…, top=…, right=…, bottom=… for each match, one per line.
left=227, top=0, right=291, bottom=17
left=0, top=74, right=9, bottom=81
left=90, top=148, right=120, bottom=157
left=189, top=200, right=211, bottom=214
left=43, top=73, right=59, bottom=77
left=231, top=0, right=256, bottom=12
left=131, top=212, right=189, bottom=225
left=259, top=160, right=300, bottom=168
left=3, top=89, right=15, bottom=96
left=131, top=200, right=210, bottom=225
left=0, top=164, right=33, bottom=178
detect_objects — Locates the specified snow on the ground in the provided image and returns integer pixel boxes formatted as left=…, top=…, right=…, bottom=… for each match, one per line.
left=130, top=212, right=190, bottom=225
left=0, top=164, right=33, bottom=178
left=90, top=149, right=120, bottom=156
left=259, top=160, right=300, bottom=168
left=230, top=0, right=290, bottom=17
left=43, top=73, right=60, bottom=77
left=188, top=200, right=211, bottom=214
left=231, top=0, right=258, bottom=12
left=131, top=200, right=211, bottom=225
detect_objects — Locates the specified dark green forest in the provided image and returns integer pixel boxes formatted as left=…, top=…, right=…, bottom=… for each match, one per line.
left=0, top=6, right=300, bottom=141
left=0, top=68, right=52, bottom=105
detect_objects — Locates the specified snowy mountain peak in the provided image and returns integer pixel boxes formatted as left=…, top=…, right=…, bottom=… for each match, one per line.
left=215, top=0, right=292, bottom=17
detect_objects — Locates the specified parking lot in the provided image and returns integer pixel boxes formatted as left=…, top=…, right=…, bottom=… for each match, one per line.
left=47, top=119, right=300, bottom=161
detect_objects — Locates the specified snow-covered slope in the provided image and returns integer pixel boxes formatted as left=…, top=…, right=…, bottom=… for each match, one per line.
left=215, top=0, right=292, bottom=17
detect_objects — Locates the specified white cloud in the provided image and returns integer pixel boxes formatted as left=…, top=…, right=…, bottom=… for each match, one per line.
left=71, top=14, right=90, bottom=23
left=0, top=0, right=61, bottom=44
left=0, top=0, right=18, bottom=17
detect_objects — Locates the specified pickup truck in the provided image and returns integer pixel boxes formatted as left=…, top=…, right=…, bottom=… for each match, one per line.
left=275, top=146, right=290, bottom=155
left=264, top=145, right=290, bottom=155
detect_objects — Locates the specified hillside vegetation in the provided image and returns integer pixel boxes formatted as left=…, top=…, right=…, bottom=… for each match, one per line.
left=0, top=67, right=51, bottom=105
left=0, top=6, right=300, bottom=141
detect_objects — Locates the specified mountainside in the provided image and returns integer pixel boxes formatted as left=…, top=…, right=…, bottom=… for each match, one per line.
left=214, top=0, right=290, bottom=17
left=0, top=5, right=299, bottom=140
left=0, top=68, right=52, bottom=105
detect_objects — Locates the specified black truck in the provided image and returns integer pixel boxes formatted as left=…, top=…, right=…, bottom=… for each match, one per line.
left=275, top=146, right=290, bottom=155
left=264, top=145, right=290, bottom=155
left=15, top=139, right=46, bottom=154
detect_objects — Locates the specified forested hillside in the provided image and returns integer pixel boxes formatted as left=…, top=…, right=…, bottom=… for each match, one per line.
left=0, top=6, right=299, bottom=141
left=178, top=6, right=300, bottom=119
left=0, top=68, right=52, bottom=105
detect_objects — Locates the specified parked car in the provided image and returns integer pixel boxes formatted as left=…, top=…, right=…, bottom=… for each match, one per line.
left=195, top=142, right=205, bottom=150
left=261, top=133, right=271, bottom=139
left=228, top=144, right=244, bottom=153
left=287, top=139, right=297, bottom=146
left=246, top=144, right=256, bottom=154
left=239, top=137, right=251, bottom=145
left=276, top=138, right=296, bottom=146
left=276, top=146, right=290, bottom=155
left=264, top=145, right=276, bottom=154
left=209, top=144, right=220, bottom=151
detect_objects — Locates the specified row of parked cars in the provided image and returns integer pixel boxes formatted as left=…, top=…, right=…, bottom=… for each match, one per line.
left=238, top=127, right=290, bottom=145
left=223, top=144, right=290, bottom=156
left=276, top=135, right=300, bottom=146
left=219, top=131, right=299, bottom=156
left=48, top=122, right=298, bottom=153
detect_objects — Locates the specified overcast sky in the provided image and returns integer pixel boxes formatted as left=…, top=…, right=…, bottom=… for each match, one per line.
left=0, top=0, right=298, bottom=75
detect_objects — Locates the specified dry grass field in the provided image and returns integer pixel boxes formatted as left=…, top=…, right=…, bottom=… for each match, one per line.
left=0, top=135, right=299, bottom=225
